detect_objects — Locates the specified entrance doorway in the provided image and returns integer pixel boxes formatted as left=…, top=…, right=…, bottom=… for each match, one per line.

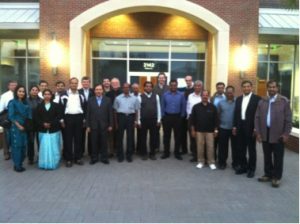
left=129, top=72, right=169, bottom=92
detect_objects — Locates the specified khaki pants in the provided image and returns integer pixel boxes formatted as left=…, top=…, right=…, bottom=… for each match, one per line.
left=196, top=132, right=215, bottom=165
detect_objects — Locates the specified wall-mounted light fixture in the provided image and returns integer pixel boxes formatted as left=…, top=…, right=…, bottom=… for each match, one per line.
left=49, top=32, right=63, bottom=75
left=234, top=41, right=251, bottom=79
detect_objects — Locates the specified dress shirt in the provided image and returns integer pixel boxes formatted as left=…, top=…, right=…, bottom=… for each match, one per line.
left=96, top=96, right=102, bottom=106
left=113, top=93, right=140, bottom=114
left=186, top=92, right=202, bottom=117
left=83, top=88, right=90, bottom=101
left=53, top=92, right=60, bottom=104
left=218, top=98, right=236, bottom=129
left=38, top=91, right=44, bottom=99
left=162, top=91, right=186, bottom=117
left=65, top=90, right=83, bottom=114
left=138, top=92, right=161, bottom=124
left=241, top=92, right=252, bottom=120
left=0, top=90, right=14, bottom=113
left=267, top=94, right=277, bottom=128
left=213, top=93, right=226, bottom=107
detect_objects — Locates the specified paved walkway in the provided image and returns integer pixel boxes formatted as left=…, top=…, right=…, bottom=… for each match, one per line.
left=0, top=144, right=298, bottom=223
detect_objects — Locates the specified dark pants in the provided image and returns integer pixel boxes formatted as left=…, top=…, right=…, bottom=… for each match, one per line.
left=218, top=128, right=238, bottom=167
left=162, top=114, right=181, bottom=156
left=82, top=127, right=92, bottom=157
left=134, top=127, right=142, bottom=154
left=140, top=118, right=157, bottom=156
left=116, top=113, right=135, bottom=160
left=237, top=122, right=256, bottom=172
left=27, top=131, right=39, bottom=162
left=64, top=114, right=84, bottom=162
left=61, top=128, right=67, bottom=160
left=188, top=118, right=197, bottom=159
left=154, top=125, right=161, bottom=151
left=180, top=117, right=188, bottom=153
left=3, top=128, right=10, bottom=156
left=90, top=127, right=108, bottom=162
left=262, top=129, right=285, bottom=180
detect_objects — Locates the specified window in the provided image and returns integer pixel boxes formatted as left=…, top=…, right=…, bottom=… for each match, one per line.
left=257, top=44, right=299, bottom=128
left=92, top=39, right=206, bottom=87
left=0, top=39, right=40, bottom=94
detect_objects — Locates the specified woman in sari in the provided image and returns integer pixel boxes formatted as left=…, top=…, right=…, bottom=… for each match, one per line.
left=35, top=89, right=62, bottom=170
left=8, top=85, right=32, bottom=172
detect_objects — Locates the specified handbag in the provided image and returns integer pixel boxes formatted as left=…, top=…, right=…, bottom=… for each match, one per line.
left=0, top=110, right=11, bottom=129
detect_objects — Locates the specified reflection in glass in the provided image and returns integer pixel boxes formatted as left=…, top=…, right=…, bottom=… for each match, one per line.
left=258, top=44, right=269, bottom=61
left=171, top=61, right=205, bottom=82
left=92, top=59, right=127, bottom=85
left=28, top=39, right=40, bottom=57
left=28, top=58, right=40, bottom=88
left=0, top=39, right=26, bottom=57
left=92, top=39, right=127, bottom=58
left=257, top=62, right=268, bottom=79
left=269, top=44, right=294, bottom=62
left=171, top=41, right=206, bottom=60
left=129, top=39, right=169, bottom=59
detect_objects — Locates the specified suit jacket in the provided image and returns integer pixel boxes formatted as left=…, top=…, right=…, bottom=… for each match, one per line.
left=86, top=96, right=113, bottom=130
left=79, top=88, right=94, bottom=102
left=234, top=93, right=261, bottom=136
left=34, top=102, right=62, bottom=133
left=255, top=94, right=292, bottom=143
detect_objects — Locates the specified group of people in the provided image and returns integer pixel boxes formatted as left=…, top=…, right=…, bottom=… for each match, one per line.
left=0, top=73, right=292, bottom=188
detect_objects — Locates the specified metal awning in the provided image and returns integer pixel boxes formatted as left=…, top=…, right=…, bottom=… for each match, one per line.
left=0, top=3, right=39, bottom=29
left=259, top=8, right=299, bottom=35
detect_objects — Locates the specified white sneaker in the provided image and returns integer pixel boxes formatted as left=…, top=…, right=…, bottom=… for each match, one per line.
left=209, top=164, right=217, bottom=170
left=196, top=163, right=203, bottom=169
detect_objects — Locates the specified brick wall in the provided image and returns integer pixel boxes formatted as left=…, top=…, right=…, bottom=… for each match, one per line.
left=40, top=0, right=259, bottom=95
left=286, top=135, right=299, bottom=153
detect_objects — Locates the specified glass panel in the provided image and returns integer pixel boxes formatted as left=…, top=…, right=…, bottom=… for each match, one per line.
left=0, top=39, right=26, bottom=57
left=28, top=58, right=40, bottom=88
left=92, top=39, right=127, bottom=58
left=28, top=39, right=40, bottom=57
left=269, top=44, right=294, bottom=63
left=258, top=44, right=269, bottom=61
left=129, top=60, right=168, bottom=72
left=257, top=62, right=268, bottom=80
left=171, top=41, right=206, bottom=60
left=129, top=39, right=169, bottom=59
left=292, top=48, right=299, bottom=128
left=171, top=61, right=205, bottom=82
left=0, top=58, right=26, bottom=93
left=92, top=59, right=127, bottom=85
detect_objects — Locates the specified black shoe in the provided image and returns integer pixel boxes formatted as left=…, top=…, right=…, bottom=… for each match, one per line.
left=219, top=164, right=226, bottom=170
left=118, top=158, right=124, bottom=163
left=4, top=153, right=11, bottom=160
left=235, top=168, right=247, bottom=175
left=190, top=157, right=197, bottom=162
left=66, top=161, right=73, bottom=167
left=247, top=171, right=255, bottom=178
left=161, top=154, right=170, bottom=159
left=272, top=179, right=280, bottom=188
left=141, top=155, right=148, bottom=160
left=181, top=151, right=188, bottom=155
left=175, top=155, right=183, bottom=160
left=258, top=175, right=272, bottom=182
left=126, top=157, right=133, bottom=163
left=28, top=160, right=34, bottom=165
left=109, top=153, right=114, bottom=158
left=74, top=160, right=84, bottom=165
left=149, top=155, right=157, bottom=160
left=101, top=160, right=110, bottom=164
left=89, top=160, right=98, bottom=165
left=14, top=166, right=25, bottom=172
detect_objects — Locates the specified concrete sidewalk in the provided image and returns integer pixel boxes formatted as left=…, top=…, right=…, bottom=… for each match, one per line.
left=0, top=144, right=298, bottom=223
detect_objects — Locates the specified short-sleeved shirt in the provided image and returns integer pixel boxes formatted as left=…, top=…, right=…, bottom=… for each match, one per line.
left=113, top=93, right=140, bottom=114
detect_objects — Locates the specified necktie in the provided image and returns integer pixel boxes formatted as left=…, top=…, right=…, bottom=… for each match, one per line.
left=267, top=97, right=273, bottom=127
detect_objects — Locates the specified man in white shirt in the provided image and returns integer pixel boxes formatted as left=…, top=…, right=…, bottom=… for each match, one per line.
left=0, top=80, right=17, bottom=160
left=233, top=80, right=261, bottom=178
left=61, top=78, right=86, bottom=167
left=186, top=80, right=202, bottom=162
left=38, top=80, right=48, bottom=99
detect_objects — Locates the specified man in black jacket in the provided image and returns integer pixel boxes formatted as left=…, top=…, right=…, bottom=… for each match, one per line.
left=233, top=80, right=261, bottom=178
left=86, top=84, right=113, bottom=165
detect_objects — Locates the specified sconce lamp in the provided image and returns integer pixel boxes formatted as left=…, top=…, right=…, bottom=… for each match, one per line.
left=234, top=41, right=251, bottom=79
left=49, top=32, right=63, bottom=75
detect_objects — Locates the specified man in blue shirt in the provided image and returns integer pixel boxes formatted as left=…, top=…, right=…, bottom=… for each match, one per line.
left=161, top=79, right=186, bottom=160
left=217, top=85, right=237, bottom=170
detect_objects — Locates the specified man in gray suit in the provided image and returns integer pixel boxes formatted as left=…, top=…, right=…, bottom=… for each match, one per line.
left=86, top=84, right=113, bottom=165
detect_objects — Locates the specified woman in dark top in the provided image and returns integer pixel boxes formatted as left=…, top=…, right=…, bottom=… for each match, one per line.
left=35, top=89, right=62, bottom=170
left=8, top=85, right=32, bottom=172
left=27, top=85, right=42, bottom=164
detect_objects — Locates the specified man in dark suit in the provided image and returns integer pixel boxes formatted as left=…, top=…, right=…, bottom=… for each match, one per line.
left=233, top=80, right=261, bottom=178
left=78, top=76, right=94, bottom=157
left=86, top=84, right=113, bottom=165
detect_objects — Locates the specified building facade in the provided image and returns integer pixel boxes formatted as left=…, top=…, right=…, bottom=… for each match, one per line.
left=0, top=0, right=299, bottom=148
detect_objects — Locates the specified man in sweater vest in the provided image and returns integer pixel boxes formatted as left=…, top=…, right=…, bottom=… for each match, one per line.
left=138, top=81, right=161, bottom=160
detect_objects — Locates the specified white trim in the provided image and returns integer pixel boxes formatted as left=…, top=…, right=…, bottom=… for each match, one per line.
left=70, top=0, right=230, bottom=90
left=0, top=23, right=39, bottom=30
left=0, top=3, right=39, bottom=9
left=259, top=28, right=299, bottom=35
